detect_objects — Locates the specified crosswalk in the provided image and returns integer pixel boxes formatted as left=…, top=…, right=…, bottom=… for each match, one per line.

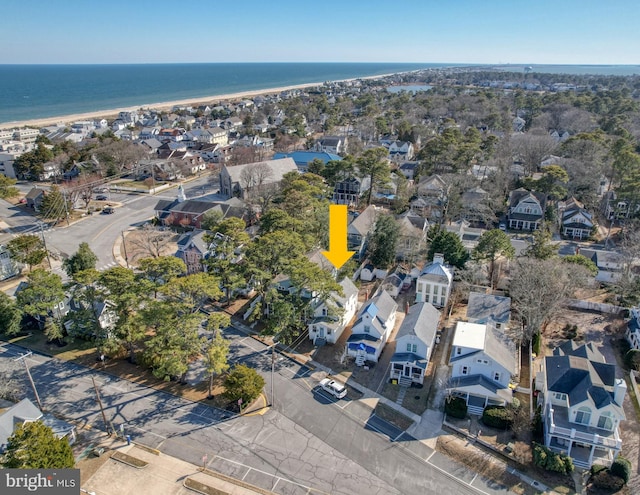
left=50, top=261, right=119, bottom=279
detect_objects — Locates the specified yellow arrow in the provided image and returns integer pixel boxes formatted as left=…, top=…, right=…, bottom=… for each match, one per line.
left=322, top=204, right=355, bottom=270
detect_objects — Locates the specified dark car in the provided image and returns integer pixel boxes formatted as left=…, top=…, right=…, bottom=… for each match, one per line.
left=96, top=194, right=108, bottom=201
left=102, top=206, right=115, bottom=214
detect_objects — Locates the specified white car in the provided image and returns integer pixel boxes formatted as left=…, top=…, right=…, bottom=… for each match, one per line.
left=319, top=378, right=347, bottom=399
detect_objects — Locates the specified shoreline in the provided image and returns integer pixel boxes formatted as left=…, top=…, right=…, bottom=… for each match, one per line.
left=0, top=72, right=401, bottom=130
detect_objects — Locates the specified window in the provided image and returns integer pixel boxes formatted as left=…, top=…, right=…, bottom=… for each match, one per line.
left=364, top=325, right=370, bottom=333
left=477, top=359, right=489, bottom=365
left=417, top=283, right=423, bottom=293
left=575, top=407, right=592, bottom=425
left=424, top=283, right=431, bottom=294
left=597, top=412, right=614, bottom=431
left=495, top=323, right=501, bottom=329
left=406, top=343, right=412, bottom=352
left=553, top=392, right=567, bottom=402
left=412, top=344, right=417, bottom=353
left=494, top=372, right=501, bottom=381
left=456, top=347, right=461, bottom=355
left=461, top=366, right=469, bottom=375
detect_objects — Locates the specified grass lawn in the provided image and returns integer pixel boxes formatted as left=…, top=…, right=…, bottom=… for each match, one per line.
left=2, top=332, right=96, bottom=361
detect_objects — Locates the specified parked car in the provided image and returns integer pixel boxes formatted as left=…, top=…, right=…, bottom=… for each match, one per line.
left=319, top=378, right=347, bottom=399
left=96, top=194, right=108, bottom=201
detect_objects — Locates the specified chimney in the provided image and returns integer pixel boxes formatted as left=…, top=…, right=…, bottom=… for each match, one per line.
left=614, top=378, right=627, bottom=406
left=433, top=253, right=445, bottom=265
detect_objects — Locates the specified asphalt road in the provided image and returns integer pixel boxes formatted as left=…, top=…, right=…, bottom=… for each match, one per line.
left=0, top=330, right=492, bottom=495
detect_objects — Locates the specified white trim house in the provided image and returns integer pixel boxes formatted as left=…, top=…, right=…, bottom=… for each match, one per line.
left=536, top=341, right=626, bottom=469
left=415, top=254, right=453, bottom=308
left=347, top=290, right=397, bottom=365
left=308, top=277, right=359, bottom=346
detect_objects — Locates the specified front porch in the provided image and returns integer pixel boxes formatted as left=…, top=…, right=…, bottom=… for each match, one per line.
left=389, top=355, right=426, bottom=385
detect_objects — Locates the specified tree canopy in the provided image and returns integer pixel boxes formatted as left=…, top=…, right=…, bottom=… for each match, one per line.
left=426, top=225, right=469, bottom=268
left=1, top=421, right=75, bottom=469
left=63, top=242, right=98, bottom=277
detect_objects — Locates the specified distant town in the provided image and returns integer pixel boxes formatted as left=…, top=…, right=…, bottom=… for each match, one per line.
left=1, top=67, right=640, bottom=494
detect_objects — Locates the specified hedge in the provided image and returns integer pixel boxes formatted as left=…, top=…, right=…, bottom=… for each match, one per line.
left=610, top=456, right=631, bottom=484
left=445, top=396, right=467, bottom=419
left=482, top=405, right=512, bottom=430
left=533, top=443, right=574, bottom=474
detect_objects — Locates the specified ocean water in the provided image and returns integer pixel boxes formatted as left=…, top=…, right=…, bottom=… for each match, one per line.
left=0, top=63, right=439, bottom=124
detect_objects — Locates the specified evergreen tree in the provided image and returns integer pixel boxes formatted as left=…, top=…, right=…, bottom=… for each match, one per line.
left=39, top=185, right=71, bottom=223
left=7, top=234, right=47, bottom=272
left=0, top=292, right=22, bottom=336
left=1, top=421, right=75, bottom=469
left=63, top=242, right=98, bottom=277
left=426, top=225, right=469, bottom=268
left=0, top=174, right=19, bottom=199
left=357, top=147, right=391, bottom=205
left=223, top=364, right=265, bottom=407
left=368, top=214, right=400, bottom=268
left=472, top=229, right=515, bottom=289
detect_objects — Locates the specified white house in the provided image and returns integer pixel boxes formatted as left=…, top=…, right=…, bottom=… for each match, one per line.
left=347, top=205, right=379, bottom=260
left=466, top=292, right=511, bottom=331
left=390, top=302, right=441, bottom=386
left=415, top=254, right=453, bottom=308
left=507, top=188, right=546, bottom=231
left=347, top=290, right=397, bottom=365
left=308, top=277, right=359, bottom=346
left=315, top=136, right=346, bottom=154
left=626, top=306, right=640, bottom=350
left=448, top=321, right=518, bottom=415
left=536, top=341, right=626, bottom=468
left=559, top=197, right=594, bottom=240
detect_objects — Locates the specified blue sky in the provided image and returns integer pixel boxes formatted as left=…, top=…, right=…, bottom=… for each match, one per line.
left=2, top=0, right=639, bottom=65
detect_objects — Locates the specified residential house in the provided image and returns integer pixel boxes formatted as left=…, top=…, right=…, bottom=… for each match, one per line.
left=273, top=151, right=341, bottom=173
left=386, top=141, right=414, bottom=162
left=448, top=321, right=518, bottom=414
left=600, top=190, right=639, bottom=221
left=390, top=302, right=441, bottom=386
left=460, top=187, right=491, bottom=225
left=415, top=254, right=453, bottom=308
left=0, top=152, right=18, bottom=179
left=577, top=247, right=623, bottom=284
left=315, top=136, right=346, bottom=155
left=175, top=230, right=209, bottom=274
left=507, top=188, right=546, bottom=231
left=347, top=205, right=379, bottom=260
left=209, top=127, right=229, bottom=145
left=0, top=244, right=21, bottom=280
left=332, top=176, right=371, bottom=206
left=0, top=399, right=76, bottom=452
left=38, top=161, right=62, bottom=181
left=398, top=161, right=418, bottom=181
left=381, top=269, right=407, bottom=298
left=25, top=187, right=46, bottom=211
left=536, top=341, right=626, bottom=468
left=218, top=158, right=298, bottom=200
left=412, top=175, right=448, bottom=221
left=347, top=289, right=397, bottom=364
left=559, top=197, right=594, bottom=240
left=466, top=292, right=511, bottom=332
left=626, top=306, right=640, bottom=350
left=396, top=210, right=428, bottom=263
left=308, top=277, right=359, bottom=346
left=63, top=299, right=118, bottom=340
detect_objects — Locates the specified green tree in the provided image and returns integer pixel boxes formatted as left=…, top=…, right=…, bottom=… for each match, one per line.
left=0, top=292, right=22, bottom=336
left=367, top=214, right=400, bottom=268
left=62, top=242, right=98, bottom=277
left=0, top=174, right=19, bottom=199
left=223, top=364, right=265, bottom=407
left=98, top=266, right=150, bottom=362
left=472, top=229, right=515, bottom=289
left=162, top=272, right=222, bottom=313
left=525, top=225, right=557, bottom=260
left=39, top=185, right=71, bottom=223
left=43, top=316, right=65, bottom=343
left=426, top=225, right=469, bottom=268
left=138, top=256, right=186, bottom=298
left=562, top=254, right=598, bottom=276
left=144, top=311, right=202, bottom=382
left=200, top=209, right=224, bottom=232
left=357, top=147, right=391, bottom=205
left=1, top=421, right=75, bottom=469
left=203, top=323, right=230, bottom=398
left=7, top=234, right=47, bottom=272
left=13, top=143, right=54, bottom=180
left=16, top=269, right=65, bottom=324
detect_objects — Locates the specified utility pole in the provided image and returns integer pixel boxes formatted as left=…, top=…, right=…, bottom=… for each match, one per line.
left=14, top=352, right=43, bottom=411
left=62, top=190, right=70, bottom=226
left=270, top=344, right=275, bottom=407
left=39, top=222, right=52, bottom=269
left=91, top=376, right=111, bottom=435
left=121, top=231, right=130, bottom=269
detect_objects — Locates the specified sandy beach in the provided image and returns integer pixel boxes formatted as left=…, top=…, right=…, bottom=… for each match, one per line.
left=0, top=72, right=399, bottom=130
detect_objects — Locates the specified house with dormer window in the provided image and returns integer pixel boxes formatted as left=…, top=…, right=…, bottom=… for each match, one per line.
left=559, top=197, right=594, bottom=240
left=308, top=277, right=359, bottom=346
left=390, top=302, right=440, bottom=386
left=535, top=341, right=626, bottom=468
left=507, top=188, right=546, bottom=231
left=448, top=321, right=518, bottom=415
left=347, top=205, right=378, bottom=260
left=347, top=289, right=397, bottom=365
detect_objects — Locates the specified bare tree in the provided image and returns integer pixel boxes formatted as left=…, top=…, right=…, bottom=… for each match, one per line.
left=96, top=139, right=147, bottom=174
left=127, top=224, right=175, bottom=259
left=511, top=133, right=558, bottom=176
left=509, top=257, right=591, bottom=343
left=240, top=162, right=274, bottom=198
left=62, top=173, right=103, bottom=209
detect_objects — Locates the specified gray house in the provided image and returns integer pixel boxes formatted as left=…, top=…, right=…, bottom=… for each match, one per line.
left=390, top=302, right=441, bottom=385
